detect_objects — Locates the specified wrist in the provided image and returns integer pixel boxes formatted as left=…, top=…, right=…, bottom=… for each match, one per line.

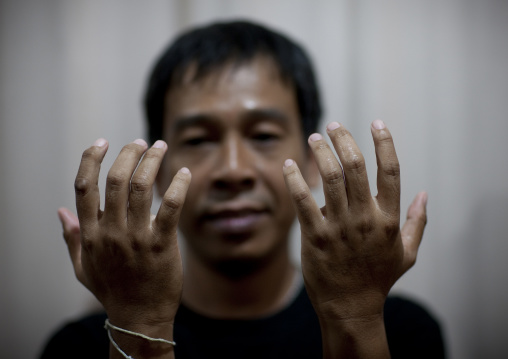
left=312, top=291, right=386, bottom=323
left=105, top=307, right=178, bottom=344
left=105, top=317, right=176, bottom=359
left=105, top=300, right=179, bottom=325
left=319, top=314, right=389, bottom=359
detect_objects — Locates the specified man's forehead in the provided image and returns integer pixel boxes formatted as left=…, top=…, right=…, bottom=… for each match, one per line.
left=163, top=56, right=298, bottom=120
left=170, top=55, right=290, bottom=92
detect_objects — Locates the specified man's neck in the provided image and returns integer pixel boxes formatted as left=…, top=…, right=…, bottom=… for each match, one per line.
left=181, top=249, right=300, bottom=319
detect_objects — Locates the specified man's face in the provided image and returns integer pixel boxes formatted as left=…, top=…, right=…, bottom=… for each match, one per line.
left=158, top=57, right=316, bottom=267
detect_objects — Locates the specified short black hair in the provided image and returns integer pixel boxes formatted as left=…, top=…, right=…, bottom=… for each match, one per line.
left=144, top=20, right=322, bottom=145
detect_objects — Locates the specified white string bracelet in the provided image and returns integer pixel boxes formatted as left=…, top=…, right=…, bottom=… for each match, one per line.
left=104, top=319, right=176, bottom=359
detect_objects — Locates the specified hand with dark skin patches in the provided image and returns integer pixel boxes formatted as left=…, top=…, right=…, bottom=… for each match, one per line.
left=283, top=120, right=428, bottom=359
left=57, top=120, right=427, bottom=359
left=58, top=138, right=191, bottom=359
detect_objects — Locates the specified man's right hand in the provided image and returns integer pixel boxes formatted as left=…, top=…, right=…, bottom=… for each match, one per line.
left=58, top=138, right=190, bottom=355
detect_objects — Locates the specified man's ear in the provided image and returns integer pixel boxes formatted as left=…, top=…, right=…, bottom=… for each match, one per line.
left=302, top=149, right=320, bottom=189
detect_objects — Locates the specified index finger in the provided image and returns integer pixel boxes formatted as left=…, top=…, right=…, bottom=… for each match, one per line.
left=155, top=167, right=192, bottom=236
left=282, top=159, right=322, bottom=232
left=74, top=138, right=109, bottom=228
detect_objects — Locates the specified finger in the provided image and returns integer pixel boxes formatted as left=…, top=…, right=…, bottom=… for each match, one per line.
left=372, top=120, right=400, bottom=216
left=400, top=192, right=428, bottom=270
left=103, top=139, right=148, bottom=224
left=282, top=159, right=322, bottom=232
left=155, top=167, right=192, bottom=236
left=58, top=207, right=85, bottom=284
left=128, top=140, right=168, bottom=229
left=326, top=122, right=372, bottom=210
left=74, top=138, right=108, bottom=228
left=307, top=132, right=347, bottom=218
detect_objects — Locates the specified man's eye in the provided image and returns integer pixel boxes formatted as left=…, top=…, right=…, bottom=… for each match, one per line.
left=252, top=133, right=279, bottom=142
left=183, top=137, right=208, bottom=146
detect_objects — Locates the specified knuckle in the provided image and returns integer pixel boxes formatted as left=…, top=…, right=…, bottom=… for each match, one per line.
left=353, top=215, right=375, bottom=235
left=310, top=142, right=332, bottom=161
left=322, top=167, right=344, bottom=186
left=106, top=172, right=127, bottom=190
left=383, top=218, right=400, bottom=238
left=162, top=194, right=182, bottom=213
left=410, top=211, right=428, bottom=227
left=149, top=242, right=164, bottom=254
left=80, top=147, right=97, bottom=161
left=406, top=251, right=417, bottom=268
left=376, top=133, right=394, bottom=145
left=284, top=165, right=299, bottom=180
left=121, top=142, right=144, bottom=155
left=420, top=212, right=428, bottom=226
left=344, top=154, right=365, bottom=173
left=100, top=231, right=122, bottom=249
left=330, top=126, right=350, bottom=140
left=313, top=141, right=330, bottom=153
left=74, top=177, right=91, bottom=196
left=293, top=189, right=311, bottom=205
left=143, top=148, right=162, bottom=160
left=130, top=177, right=152, bottom=194
left=63, top=226, right=80, bottom=242
left=382, top=162, right=400, bottom=178
left=172, top=172, right=191, bottom=191
left=309, top=227, right=336, bottom=250
left=129, top=237, right=143, bottom=253
left=81, top=235, right=95, bottom=251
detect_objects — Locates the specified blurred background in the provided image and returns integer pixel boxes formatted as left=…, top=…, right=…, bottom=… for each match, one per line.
left=1, top=0, right=507, bottom=358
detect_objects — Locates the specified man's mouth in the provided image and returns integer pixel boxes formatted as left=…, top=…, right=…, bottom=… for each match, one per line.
left=203, top=209, right=268, bottom=233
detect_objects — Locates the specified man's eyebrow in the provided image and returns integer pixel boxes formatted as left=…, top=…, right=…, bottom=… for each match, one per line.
left=171, top=114, right=218, bottom=132
left=241, top=108, right=290, bottom=126
left=171, top=108, right=290, bottom=132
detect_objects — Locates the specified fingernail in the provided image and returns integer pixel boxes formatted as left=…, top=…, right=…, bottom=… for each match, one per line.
left=327, top=122, right=340, bottom=131
left=93, top=138, right=107, bottom=147
left=372, top=119, right=385, bottom=130
left=284, top=159, right=294, bottom=168
left=133, top=139, right=147, bottom=147
left=179, top=167, right=190, bottom=174
left=152, top=140, right=165, bottom=149
left=309, top=133, right=322, bottom=142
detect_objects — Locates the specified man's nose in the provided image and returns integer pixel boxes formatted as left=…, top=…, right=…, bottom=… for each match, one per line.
left=211, top=135, right=255, bottom=192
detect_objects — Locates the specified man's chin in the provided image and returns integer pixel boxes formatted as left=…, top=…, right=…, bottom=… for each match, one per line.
left=182, top=228, right=287, bottom=277
left=212, top=256, right=267, bottom=279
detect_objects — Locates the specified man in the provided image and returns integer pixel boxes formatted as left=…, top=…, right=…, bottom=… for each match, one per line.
left=41, top=21, right=445, bottom=358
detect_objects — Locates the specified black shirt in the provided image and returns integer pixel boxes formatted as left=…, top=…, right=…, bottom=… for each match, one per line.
left=40, top=287, right=445, bottom=358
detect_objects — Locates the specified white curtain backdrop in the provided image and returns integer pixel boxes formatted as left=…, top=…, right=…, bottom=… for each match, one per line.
left=1, top=1, right=507, bottom=358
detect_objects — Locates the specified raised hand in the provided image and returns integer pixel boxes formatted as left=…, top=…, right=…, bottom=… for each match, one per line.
left=283, top=120, right=427, bottom=358
left=58, top=138, right=191, bottom=337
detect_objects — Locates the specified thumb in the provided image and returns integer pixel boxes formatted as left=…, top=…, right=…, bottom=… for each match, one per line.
left=400, top=192, right=428, bottom=271
left=57, top=207, right=85, bottom=283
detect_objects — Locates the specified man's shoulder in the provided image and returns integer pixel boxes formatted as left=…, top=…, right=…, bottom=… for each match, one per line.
left=39, top=312, right=109, bottom=359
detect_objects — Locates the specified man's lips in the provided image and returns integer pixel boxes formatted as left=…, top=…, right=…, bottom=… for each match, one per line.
left=201, top=206, right=269, bottom=233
